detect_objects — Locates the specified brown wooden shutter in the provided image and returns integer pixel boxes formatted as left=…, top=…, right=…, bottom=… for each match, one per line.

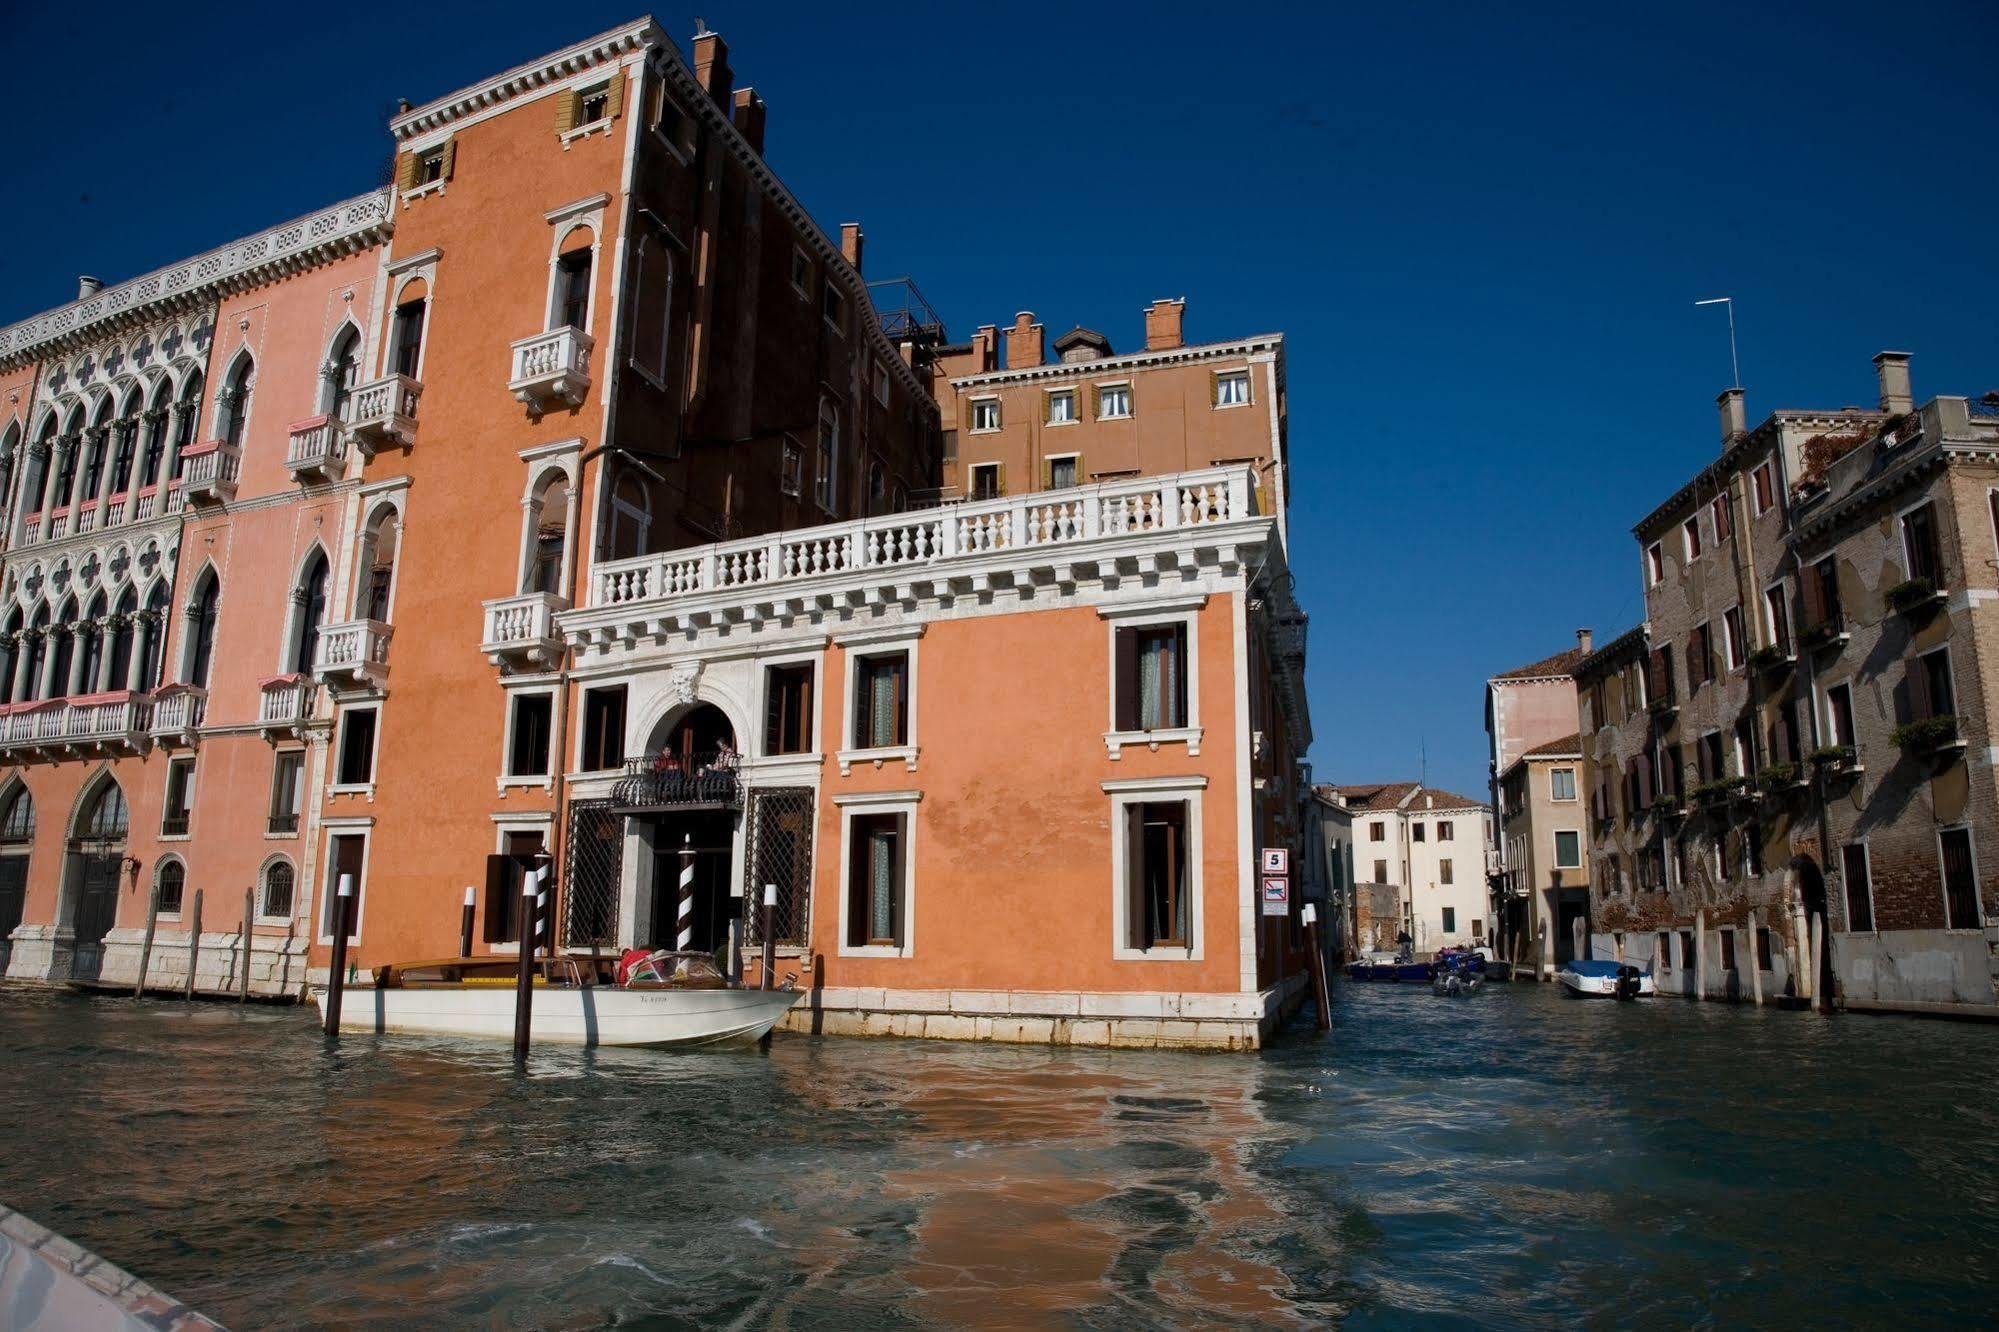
left=892, top=657, right=908, bottom=746
left=1169, top=626, right=1189, bottom=728
left=890, top=815, right=907, bottom=947
left=1040, top=457, right=1052, bottom=489
left=1071, top=452, right=1084, bottom=483
left=395, top=152, right=419, bottom=191
left=1114, top=627, right=1138, bottom=731
left=852, top=659, right=870, bottom=749
left=846, top=824, right=866, bottom=947
left=1802, top=562, right=1825, bottom=626
left=606, top=71, right=625, bottom=120
left=439, top=137, right=457, bottom=181
left=1126, top=804, right=1149, bottom=949
left=555, top=89, right=580, bottom=133
left=1910, top=655, right=1933, bottom=722
left=1638, top=752, right=1654, bottom=807
left=1042, top=393, right=1053, bottom=425
left=994, top=462, right=1005, bottom=497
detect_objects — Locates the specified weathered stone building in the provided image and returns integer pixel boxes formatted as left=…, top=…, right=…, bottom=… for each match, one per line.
left=1576, top=354, right=1999, bottom=1010
left=1493, top=731, right=1589, bottom=978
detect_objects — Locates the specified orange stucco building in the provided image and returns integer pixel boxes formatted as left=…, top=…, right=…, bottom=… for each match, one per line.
left=0, top=18, right=1313, bottom=1047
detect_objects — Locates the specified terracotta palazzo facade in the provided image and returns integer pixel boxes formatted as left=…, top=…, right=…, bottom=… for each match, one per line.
left=0, top=18, right=1313, bottom=1048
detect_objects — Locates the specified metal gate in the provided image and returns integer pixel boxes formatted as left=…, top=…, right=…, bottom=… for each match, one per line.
left=563, top=800, right=625, bottom=949
left=742, top=787, right=813, bottom=946
left=71, top=853, right=122, bottom=947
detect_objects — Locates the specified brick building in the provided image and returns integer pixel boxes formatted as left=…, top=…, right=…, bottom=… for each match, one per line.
left=1576, top=354, right=1999, bottom=1010
left=0, top=18, right=1317, bottom=1047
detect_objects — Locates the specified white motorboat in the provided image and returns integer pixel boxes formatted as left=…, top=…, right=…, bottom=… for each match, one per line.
left=312, top=952, right=803, bottom=1048
left=1558, top=959, right=1655, bottom=999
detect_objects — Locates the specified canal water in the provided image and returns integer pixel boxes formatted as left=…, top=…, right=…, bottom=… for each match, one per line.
left=1, top=981, right=1996, bottom=1329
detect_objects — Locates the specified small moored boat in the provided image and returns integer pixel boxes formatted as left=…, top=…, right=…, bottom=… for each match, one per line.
left=312, top=951, right=803, bottom=1048
left=1558, top=959, right=1655, bottom=999
left=1345, top=952, right=1434, bottom=983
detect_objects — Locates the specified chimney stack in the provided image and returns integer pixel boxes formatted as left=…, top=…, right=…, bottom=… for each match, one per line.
left=1874, top=351, right=1913, bottom=415
left=77, top=276, right=102, bottom=300
left=839, top=223, right=864, bottom=276
left=971, top=324, right=998, bottom=374
left=1004, top=312, right=1044, bottom=369
left=731, top=87, right=766, bottom=154
left=1717, top=387, right=1746, bottom=443
left=1576, top=627, right=1593, bottom=654
left=1144, top=298, right=1185, bottom=351
left=693, top=27, right=733, bottom=108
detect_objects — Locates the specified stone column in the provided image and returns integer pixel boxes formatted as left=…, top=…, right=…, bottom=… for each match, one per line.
left=38, top=627, right=65, bottom=699
left=68, top=428, right=102, bottom=512
left=16, top=442, right=47, bottom=542
left=12, top=631, right=37, bottom=701
left=95, top=615, right=124, bottom=693
left=1694, top=908, right=1707, bottom=1001
left=65, top=626, right=89, bottom=697
left=41, top=439, right=72, bottom=529
left=127, top=614, right=152, bottom=693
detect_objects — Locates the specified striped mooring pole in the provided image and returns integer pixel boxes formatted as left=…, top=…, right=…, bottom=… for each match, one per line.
left=677, top=834, right=695, bottom=952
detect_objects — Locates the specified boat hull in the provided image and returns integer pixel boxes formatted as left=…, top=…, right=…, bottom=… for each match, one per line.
left=1558, top=964, right=1656, bottom=998
left=1345, top=961, right=1434, bottom=983
left=312, top=984, right=803, bottom=1048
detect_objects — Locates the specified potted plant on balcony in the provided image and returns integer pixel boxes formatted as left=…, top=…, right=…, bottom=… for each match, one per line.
left=1809, top=743, right=1860, bottom=780
left=1891, top=713, right=1963, bottom=760
left=1885, top=576, right=1946, bottom=617
left=1748, top=643, right=1793, bottom=674
left=1798, top=617, right=1846, bottom=653
left=1689, top=778, right=1739, bottom=810
left=1755, top=760, right=1806, bottom=797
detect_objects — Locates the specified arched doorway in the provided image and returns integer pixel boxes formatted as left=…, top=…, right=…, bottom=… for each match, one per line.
left=66, top=775, right=128, bottom=981
left=1791, top=855, right=1833, bottom=1004
left=0, top=783, right=33, bottom=973
left=622, top=703, right=740, bottom=956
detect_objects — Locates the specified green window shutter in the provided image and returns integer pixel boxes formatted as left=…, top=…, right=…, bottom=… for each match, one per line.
left=1040, top=458, right=1051, bottom=490
left=395, top=152, right=419, bottom=191
left=440, top=137, right=457, bottom=181
left=555, top=89, right=579, bottom=133
left=1042, top=394, right=1052, bottom=425
left=606, top=72, right=625, bottom=119
left=995, top=462, right=1005, bottom=497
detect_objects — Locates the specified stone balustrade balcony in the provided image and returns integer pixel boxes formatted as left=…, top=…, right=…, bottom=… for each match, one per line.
left=0, top=692, right=153, bottom=757
left=346, top=374, right=422, bottom=456
left=314, top=619, right=393, bottom=691
left=148, top=685, right=207, bottom=745
left=256, top=673, right=320, bottom=737
left=179, top=442, right=240, bottom=507
left=481, top=591, right=569, bottom=668
left=508, top=327, right=592, bottom=414
left=285, top=415, right=349, bottom=483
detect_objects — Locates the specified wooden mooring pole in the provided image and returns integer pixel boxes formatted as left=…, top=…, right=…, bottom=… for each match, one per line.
left=460, top=885, right=476, bottom=958
left=1748, top=909, right=1765, bottom=1007
left=184, top=889, right=203, bottom=1001
left=239, top=887, right=254, bottom=1002
left=324, top=873, right=354, bottom=1037
left=727, top=880, right=744, bottom=984
left=513, top=865, right=541, bottom=1059
left=759, top=883, right=776, bottom=990
left=1302, top=903, right=1332, bottom=1032
left=133, top=883, right=160, bottom=998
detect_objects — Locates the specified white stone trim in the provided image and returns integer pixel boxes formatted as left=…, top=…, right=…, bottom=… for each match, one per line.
left=1106, top=775, right=1206, bottom=963
left=835, top=791, right=920, bottom=959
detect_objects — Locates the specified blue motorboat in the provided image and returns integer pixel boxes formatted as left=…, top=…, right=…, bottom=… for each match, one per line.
left=1559, top=958, right=1655, bottom=999
left=1346, top=958, right=1434, bottom=982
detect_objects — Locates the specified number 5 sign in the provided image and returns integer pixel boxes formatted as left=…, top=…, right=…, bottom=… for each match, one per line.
left=1259, top=847, right=1289, bottom=876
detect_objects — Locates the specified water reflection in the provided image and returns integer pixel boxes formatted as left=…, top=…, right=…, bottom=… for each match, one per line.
left=2, top=983, right=1998, bottom=1326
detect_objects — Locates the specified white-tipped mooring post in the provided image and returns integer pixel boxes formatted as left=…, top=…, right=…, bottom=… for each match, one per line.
left=727, top=879, right=744, bottom=983
left=759, top=882, right=777, bottom=990
left=514, top=864, right=543, bottom=1058
left=324, top=873, right=355, bottom=1036
left=677, top=834, right=696, bottom=951
left=184, top=888, right=203, bottom=1001
left=1694, top=909, right=1708, bottom=1001
left=1748, top=909, right=1765, bottom=1007
left=459, top=885, right=476, bottom=958
left=134, top=881, right=160, bottom=998
left=1302, top=902, right=1331, bottom=1032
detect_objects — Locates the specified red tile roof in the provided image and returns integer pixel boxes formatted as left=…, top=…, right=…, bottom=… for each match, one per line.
left=1324, top=782, right=1487, bottom=813
left=1492, top=646, right=1587, bottom=681
left=1525, top=733, right=1582, bottom=757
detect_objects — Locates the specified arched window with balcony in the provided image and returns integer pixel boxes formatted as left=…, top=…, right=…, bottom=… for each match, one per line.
left=137, top=583, right=168, bottom=693
left=23, top=606, right=49, bottom=701
left=111, top=389, right=141, bottom=496
left=0, top=607, right=20, bottom=705
left=0, top=781, right=33, bottom=959
left=389, top=278, right=428, bottom=380
left=550, top=226, right=595, bottom=333
left=217, top=354, right=255, bottom=449
left=524, top=473, right=570, bottom=596
left=107, top=587, right=137, bottom=692
left=171, top=372, right=202, bottom=480
left=48, top=600, right=77, bottom=700
left=140, top=381, right=172, bottom=489
left=82, top=399, right=113, bottom=501
left=290, top=548, right=330, bottom=675
left=21, top=416, right=55, bottom=520
left=323, top=326, right=362, bottom=422
left=76, top=592, right=107, bottom=695
left=356, top=505, right=399, bottom=623
left=0, top=421, right=19, bottom=526
left=183, top=570, right=220, bottom=689
left=53, top=407, right=83, bottom=506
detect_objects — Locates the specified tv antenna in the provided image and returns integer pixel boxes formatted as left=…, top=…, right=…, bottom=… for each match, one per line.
left=1695, top=296, right=1741, bottom=389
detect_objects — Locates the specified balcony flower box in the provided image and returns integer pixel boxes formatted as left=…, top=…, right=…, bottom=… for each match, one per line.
left=1891, top=713, right=1964, bottom=760
left=1651, top=795, right=1688, bottom=821
left=1798, top=617, right=1848, bottom=654
left=1690, top=777, right=1748, bottom=809
left=1885, top=577, right=1946, bottom=617
left=1647, top=694, right=1678, bottom=720
left=1809, top=743, right=1860, bottom=779
left=1748, top=643, right=1794, bottom=674
left=1755, top=761, right=1806, bottom=795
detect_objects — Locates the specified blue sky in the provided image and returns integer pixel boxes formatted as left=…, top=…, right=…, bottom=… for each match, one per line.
left=3, top=1, right=1994, bottom=800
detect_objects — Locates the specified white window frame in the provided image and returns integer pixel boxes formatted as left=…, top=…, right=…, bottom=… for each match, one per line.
left=1896, top=495, right=1942, bottom=584
left=152, top=853, right=187, bottom=923
left=1553, top=828, right=1582, bottom=869
left=1045, top=387, right=1078, bottom=426
left=1763, top=582, right=1791, bottom=652
left=545, top=222, right=602, bottom=336
left=1938, top=824, right=1983, bottom=931
left=1096, top=381, right=1132, bottom=420
left=1682, top=515, right=1702, bottom=563
left=752, top=647, right=826, bottom=764
left=1099, top=596, right=1205, bottom=759
left=316, top=819, right=374, bottom=946
left=383, top=258, right=437, bottom=383
left=266, top=746, right=306, bottom=841
left=1710, top=495, right=1730, bottom=543
left=1046, top=452, right=1081, bottom=490
left=1823, top=680, right=1856, bottom=747
left=513, top=440, right=583, bottom=597
left=256, top=853, right=299, bottom=926
left=499, top=687, right=558, bottom=791
left=969, top=396, right=1001, bottom=433
left=487, top=815, right=556, bottom=956
left=331, top=703, right=382, bottom=797
left=1549, top=767, right=1577, bottom=802
left=1751, top=462, right=1775, bottom=516
left=967, top=461, right=1002, bottom=500
left=1103, top=774, right=1207, bottom=961
left=814, top=397, right=839, bottom=513
left=1213, top=369, right=1251, bottom=409
left=836, top=624, right=921, bottom=775
left=833, top=790, right=920, bottom=959
left=873, top=362, right=891, bottom=407
left=789, top=247, right=811, bottom=299
left=1723, top=605, right=1746, bottom=671
left=1646, top=542, right=1664, bottom=587
left=158, top=754, right=196, bottom=841
left=822, top=282, right=847, bottom=335
left=1841, top=838, right=1877, bottom=934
